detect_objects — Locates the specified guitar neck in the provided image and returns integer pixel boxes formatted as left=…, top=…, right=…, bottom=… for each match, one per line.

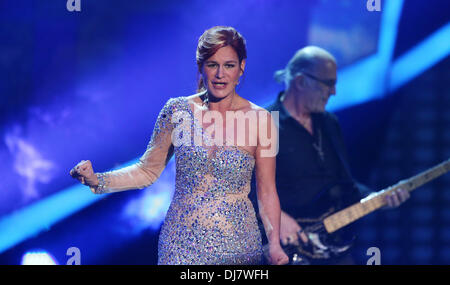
left=323, top=158, right=450, bottom=234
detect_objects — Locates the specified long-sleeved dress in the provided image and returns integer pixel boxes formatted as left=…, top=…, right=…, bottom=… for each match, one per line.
left=94, top=97, right=263, bottom=264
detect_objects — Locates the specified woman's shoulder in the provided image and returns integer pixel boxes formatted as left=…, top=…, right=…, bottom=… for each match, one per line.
left=185, top=92, right=204, bottom=101
left=165, top=95, right=188, bottom=105
left=235, top=96, right=267, bottom=113
left=160, top=95, right=192, bottom=112
left=185, top=93, right=206, bottom=108
left=239, top=99, right=278, bottom=133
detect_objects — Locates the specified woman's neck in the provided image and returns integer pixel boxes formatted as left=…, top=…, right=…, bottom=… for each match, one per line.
left=206, top=91, right=237, bottom=113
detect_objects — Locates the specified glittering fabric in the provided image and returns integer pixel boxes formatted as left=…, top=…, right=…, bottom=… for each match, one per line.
left=97, top=97, right=262, bottom=265
left=158, top=97, right=262, bottom=265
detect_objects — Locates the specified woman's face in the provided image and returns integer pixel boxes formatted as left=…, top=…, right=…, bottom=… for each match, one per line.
left=201, top=45, right=245, bottom=99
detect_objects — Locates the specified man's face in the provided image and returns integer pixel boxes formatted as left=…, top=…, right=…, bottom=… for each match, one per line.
left=300, top=59, right=337, bottom=113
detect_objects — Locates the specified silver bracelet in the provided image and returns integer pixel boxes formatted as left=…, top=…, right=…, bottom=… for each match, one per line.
left=95, top=173, right=108, bottom=194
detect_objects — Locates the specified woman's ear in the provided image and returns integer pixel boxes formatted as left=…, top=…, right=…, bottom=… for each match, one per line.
left=240, top=59, right=246, bottom=76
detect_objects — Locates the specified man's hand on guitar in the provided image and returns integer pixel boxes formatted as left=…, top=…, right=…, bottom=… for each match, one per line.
left=384, top=188, right=410, bottom=208
left=280, top=211, right=309, bottom=246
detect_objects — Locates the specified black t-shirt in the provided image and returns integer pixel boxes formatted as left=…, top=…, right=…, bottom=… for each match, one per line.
left=261, top=92, right=363, bottom=218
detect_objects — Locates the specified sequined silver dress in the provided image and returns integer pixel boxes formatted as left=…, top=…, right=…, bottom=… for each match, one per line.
left=96, top=97, right=263, bottom=265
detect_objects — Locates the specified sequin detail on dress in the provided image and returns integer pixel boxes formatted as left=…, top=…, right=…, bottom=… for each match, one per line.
left=157, top=97, right=262, bottom=265
left=95, top=97, right=263, bottom=264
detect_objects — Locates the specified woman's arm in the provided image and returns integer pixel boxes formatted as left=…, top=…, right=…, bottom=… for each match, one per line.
left=254, top=110, right=288, bottom=265
left=71, top=98, right=177, bottom=194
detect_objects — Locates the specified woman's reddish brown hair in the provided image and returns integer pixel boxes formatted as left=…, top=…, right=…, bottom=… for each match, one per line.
left=196, top=26, right=247, bottom=92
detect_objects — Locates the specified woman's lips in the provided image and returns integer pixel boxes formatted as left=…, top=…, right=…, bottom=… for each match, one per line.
left=212, top=82, right=227, bottom=89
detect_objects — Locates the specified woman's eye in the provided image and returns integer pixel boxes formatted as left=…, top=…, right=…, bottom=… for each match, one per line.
left=207, top=63, right=218, bottom=68
left=225, top=64, right=235, bottom=68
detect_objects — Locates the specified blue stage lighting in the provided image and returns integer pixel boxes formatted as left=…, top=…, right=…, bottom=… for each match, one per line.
left=390, top=23, right=450, bottom=92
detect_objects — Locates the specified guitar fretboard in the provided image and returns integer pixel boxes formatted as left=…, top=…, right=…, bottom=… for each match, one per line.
left=323, top=158, right=450, bottom=233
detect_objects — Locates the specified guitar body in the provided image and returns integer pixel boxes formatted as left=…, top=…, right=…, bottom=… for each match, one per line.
left=262, top=181, right=360, bottom=265
left=284, top=217, right=354, bottom=265
left=263, top=209, right=356, bottom=265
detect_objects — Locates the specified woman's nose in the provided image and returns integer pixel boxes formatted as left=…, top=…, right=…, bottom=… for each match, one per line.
left=215, top=66, right=224, bottom=78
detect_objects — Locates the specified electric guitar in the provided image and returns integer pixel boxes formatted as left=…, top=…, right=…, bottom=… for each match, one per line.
left=263, top=158, right=450, bottom=265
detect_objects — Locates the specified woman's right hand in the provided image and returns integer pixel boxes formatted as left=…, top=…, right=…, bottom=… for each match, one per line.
left=69, top=160, right=99, bottom=192
left=268, top=243, right=289, bottom=265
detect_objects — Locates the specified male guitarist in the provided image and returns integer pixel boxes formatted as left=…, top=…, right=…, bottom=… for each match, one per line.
left=264, top=46, right=410, bottom=264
